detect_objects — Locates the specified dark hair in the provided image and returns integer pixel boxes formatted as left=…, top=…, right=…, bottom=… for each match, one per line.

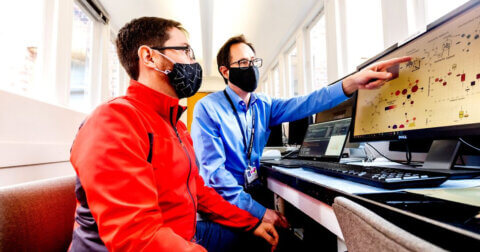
left=216, top=34, right=256, bottom=84
left=115, top=17, right=186, bottom=80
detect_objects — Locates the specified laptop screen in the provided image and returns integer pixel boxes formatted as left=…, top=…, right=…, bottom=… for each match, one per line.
left=298, top=118, right=352, bottom=160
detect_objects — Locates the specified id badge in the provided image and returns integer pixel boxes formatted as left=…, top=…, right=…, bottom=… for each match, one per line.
left=244, top=165, right=259, bottom=185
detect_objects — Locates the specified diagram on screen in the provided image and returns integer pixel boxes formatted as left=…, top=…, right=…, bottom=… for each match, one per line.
left=355, top=6, right=480, bottom=137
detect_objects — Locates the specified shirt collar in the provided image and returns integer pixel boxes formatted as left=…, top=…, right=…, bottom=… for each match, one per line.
left=126, top=79, right=186, bottom=123
left=225, top=85, right=258, bottom=109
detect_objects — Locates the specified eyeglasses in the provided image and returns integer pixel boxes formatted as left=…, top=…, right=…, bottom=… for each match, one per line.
left=230, top=58, right=263, bottom=69
left=151, top=46, right=196, bottom=60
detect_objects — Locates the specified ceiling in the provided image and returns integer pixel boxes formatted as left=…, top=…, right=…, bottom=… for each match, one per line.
left=99, top=0, right=320, bottom=77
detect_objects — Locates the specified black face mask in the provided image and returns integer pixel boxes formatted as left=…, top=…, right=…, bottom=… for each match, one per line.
left=228, top=66, right=259, bottom=92
left=154, top=50, right=203, bottom=99
left=165, top=63, right=203, bottom=98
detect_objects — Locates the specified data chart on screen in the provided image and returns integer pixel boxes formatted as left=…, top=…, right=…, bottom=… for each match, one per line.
left=354, top=4, right=480, bottom=138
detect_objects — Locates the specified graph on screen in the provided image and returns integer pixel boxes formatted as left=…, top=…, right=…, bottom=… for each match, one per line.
left=354, top=4, right=480, bottom=138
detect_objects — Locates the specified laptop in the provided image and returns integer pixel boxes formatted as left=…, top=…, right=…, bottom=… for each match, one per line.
left=262, top=118, right=352, bottom=168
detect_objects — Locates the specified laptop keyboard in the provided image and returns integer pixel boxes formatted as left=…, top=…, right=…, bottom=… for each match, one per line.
left=262, top=160, right=448, bottom=189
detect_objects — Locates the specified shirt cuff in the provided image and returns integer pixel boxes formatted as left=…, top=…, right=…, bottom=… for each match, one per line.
left=249, top=199, right=267, bottom=220
left=329, top=80, right=351, bottom=100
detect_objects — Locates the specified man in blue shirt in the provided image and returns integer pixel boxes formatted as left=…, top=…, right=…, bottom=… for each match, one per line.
left=191, top=35, right=410, bottom=228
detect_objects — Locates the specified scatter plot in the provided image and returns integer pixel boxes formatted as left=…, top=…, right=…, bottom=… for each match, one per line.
left=354, top=6, right=480, bottom=137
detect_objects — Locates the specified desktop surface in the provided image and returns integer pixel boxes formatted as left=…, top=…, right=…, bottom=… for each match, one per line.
left=263, top=164, right=480, bottom=249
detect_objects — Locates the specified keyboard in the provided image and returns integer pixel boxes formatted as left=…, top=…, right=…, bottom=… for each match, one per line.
left=262, top=160, right=448, bottom=189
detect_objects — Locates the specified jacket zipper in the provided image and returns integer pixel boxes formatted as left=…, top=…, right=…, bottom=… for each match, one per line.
left=170, top=107, right=197, bottom=241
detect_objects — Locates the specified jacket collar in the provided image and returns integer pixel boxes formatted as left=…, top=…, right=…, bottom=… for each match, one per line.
left=126, top=79, right=186, bottom=124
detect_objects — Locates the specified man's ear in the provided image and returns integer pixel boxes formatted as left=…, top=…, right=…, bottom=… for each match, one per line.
left=219, top=66, right=229, bottom=82
left=138, top=46, right=157, bottom=69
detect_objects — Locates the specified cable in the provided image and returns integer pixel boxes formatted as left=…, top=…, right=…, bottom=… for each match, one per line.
left=365, top=143, right=418, bottom=167
left=362, top=143, right=376, bottom=162
left=365, top=143, right=400, bottom=164
left=282, top=149, right=299, bottom=159
left=459, top=137, right=480, bottom=152
left=405, top=140, right=412, bottom=165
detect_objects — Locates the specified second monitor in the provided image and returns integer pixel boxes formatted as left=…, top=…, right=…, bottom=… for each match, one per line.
left=288, top=116, right=313, bottom=145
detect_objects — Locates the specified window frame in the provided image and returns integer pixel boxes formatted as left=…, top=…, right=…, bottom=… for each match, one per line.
left=285, top=43, right=299, bottom=97
left=305, top=9, right=329, bottom=92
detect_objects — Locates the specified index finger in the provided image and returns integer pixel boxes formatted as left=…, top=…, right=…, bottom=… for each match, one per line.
left=270, top=225, right=279, bottom=244
left=370, top=56, right=411, bottom=70
left=264, top=223, right=279, bottom=245
left=271, top=227, right=280, bottom=252
left=262, top=230, right=277, bottom=247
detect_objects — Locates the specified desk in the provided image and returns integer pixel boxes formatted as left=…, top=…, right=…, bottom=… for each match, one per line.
left=263, top=165, right=480, bottom=250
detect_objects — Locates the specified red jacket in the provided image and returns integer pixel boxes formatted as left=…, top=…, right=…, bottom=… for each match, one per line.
left=70, top=80, right=260, bottom=251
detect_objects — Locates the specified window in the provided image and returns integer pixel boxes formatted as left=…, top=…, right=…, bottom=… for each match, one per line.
left=70, top=4, right=93, bottom=111
left=260, top=80, right=267, bottom=93
left=287, top=46, right=299, bottom=96
left=272, top=66, right=281, bottom=97
left=267, top=77, right=273, bottom=96
left=425, top=0, right=470, bottom=25
left=0, top=0, right=43, bottom=95
left=309, top=14, right=328, bottom=90
left=108, top=41, right=121, bottom=98
left=263, top=78, right=270, bottom=95
left=344, top=0, right=384, bottom=72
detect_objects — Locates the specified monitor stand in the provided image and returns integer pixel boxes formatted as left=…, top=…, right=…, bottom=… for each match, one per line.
left=422, top=140, right=461, bottom=169
left=419, top=140, right=480, bottom=179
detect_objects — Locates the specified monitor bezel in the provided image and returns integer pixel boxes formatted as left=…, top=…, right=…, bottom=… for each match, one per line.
left=350, top=0, right=480, bottom=142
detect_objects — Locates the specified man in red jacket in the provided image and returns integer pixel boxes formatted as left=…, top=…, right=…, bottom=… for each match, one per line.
left=69, top=17, right=278, bottom=252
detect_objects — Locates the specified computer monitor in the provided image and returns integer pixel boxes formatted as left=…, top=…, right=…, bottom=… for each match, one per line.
left=315, top=98, right=354, bottom=124
left=351, top=0, right=480, bottom=169
left=266, top=123, right=284, bottom=147
left=389, top=140, right=433, bottom=153
left=298, top=118, right=352, bottom=161
left=288, top=116, right=313, bottom=145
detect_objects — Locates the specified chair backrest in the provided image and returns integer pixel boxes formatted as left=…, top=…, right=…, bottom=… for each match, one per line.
left=332, top=196, right=447, bottom=252
left=0, top=175, right=76, bottom=252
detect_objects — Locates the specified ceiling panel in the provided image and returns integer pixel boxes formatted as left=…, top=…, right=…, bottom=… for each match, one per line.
left=99, top=0, right=320, bottom=78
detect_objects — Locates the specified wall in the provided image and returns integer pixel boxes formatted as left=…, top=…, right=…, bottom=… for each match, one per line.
left=0, top=90, right=86, bottom=187
left=179, top=75, right=226, bottom=125
left=0, top=162, right=75, bottom=187
left=187, top=92, right=210, bottom=132
left=199, top=76, right=228, bottom=92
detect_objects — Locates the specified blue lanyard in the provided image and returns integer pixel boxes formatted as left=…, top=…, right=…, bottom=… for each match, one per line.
left=223, top=90, right=256, bottom=164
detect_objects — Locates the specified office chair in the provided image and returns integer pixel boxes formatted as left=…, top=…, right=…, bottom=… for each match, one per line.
left=332, top=196, right=446, bottom=252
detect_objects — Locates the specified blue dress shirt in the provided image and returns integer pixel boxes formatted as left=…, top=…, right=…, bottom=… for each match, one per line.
left=191, top=81, right=349, bottom=219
